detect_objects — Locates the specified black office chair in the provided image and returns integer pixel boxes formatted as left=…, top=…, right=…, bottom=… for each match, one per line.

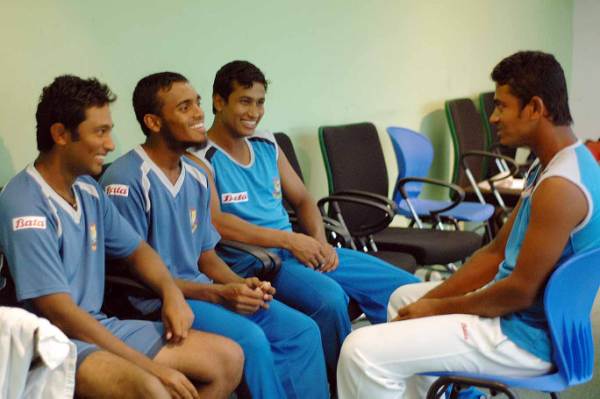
left=103, top=240, right=281, bottom=320
left=274, top=132, right=418, bottom=273
left=0, top=253, right=18, bottom=307
left=445, top=98, right=522, bottom=213
left=318, top=123, right=482, bottom=268
left=479, top=91, right=535, bottom=178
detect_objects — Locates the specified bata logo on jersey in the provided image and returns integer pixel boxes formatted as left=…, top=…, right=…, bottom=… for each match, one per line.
left=105, top=184, right=129, bottom=197
left=221, top=192, right=249, bottom=204
left=12, top=216, right=47, bottom=231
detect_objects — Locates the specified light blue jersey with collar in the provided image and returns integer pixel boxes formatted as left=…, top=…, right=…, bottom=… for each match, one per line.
left=0, top=165, right=142, bottom=319
left=101, top=147, right=220, bottom=313
left=496, top=141, right=600, bottom=362
left=191, top=130, right=292, bottom=233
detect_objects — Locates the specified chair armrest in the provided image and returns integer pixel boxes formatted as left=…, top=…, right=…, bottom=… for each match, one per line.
left=286, top=208, right=354, bottom=248
left=217, top=240, right=281, bottom=281
left=460, top=150, right=520, bottom=183
left=105, top=274, right=155, bottom=298
left=396, top=177, right=466, bottom=216
left=317, top=194, right=395, bottom=237
left=331, top=190, right=397, bottom=212
left=103, top=267, right=160, bottom=320
left=322, top=216, right=355, bottom=248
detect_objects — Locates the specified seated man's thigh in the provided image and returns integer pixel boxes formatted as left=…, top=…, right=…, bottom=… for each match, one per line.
left=387, top=281, right=441, bottom=320
left=271, top=257, right=349, bottom=315
left=76, top=351, right=167, bottom=399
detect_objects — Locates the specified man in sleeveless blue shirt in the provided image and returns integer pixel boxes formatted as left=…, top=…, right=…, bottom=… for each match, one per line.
left=188, top=60, right=420, bottom=389
left=101, top=72, right=328, bottom=399
left=337, top=51, right=600, bottom=398
left=0, top=75, right=243, bottom=399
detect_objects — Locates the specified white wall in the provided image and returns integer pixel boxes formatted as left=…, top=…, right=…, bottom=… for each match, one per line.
left=571, top=0, right=600, bottom=140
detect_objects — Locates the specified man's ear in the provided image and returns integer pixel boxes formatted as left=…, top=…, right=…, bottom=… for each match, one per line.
left=528, top=96, right=547, bottom=120
left=143, top=114, right=162, bottom=134
left=49, top=123, right=68, bottom=146
left=213, top=94, right=226, bottom=113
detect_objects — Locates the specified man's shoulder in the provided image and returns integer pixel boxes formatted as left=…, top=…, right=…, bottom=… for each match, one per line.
left=100, top=150, right=144, bottom=188
left=182, top=156, right=209, bottom=189
left=0, top=169, right=55, bottom=237
left=0, top=168, right=48, bottom=215
left=249, top=130, right=276, bottom=145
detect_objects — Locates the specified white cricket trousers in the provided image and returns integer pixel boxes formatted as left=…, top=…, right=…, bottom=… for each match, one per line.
left=337, top=282, right=553, bottom=398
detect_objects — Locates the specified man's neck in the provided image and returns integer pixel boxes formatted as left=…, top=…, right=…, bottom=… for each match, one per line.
left=34, top=152, right=78, bottom=205
left=207, top=118, right=251, bottom=164
left=142, top=137, right=182, bottom=184
left=531, top=124, right=577, bottom=168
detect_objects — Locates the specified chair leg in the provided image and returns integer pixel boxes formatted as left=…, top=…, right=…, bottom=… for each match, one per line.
left=426, top=377, right=452, bottom=399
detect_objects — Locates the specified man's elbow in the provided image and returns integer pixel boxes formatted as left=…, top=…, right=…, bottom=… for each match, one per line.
left=211, top=215, right=236, bottom=240
left=504, top=282, right=539, bottom=313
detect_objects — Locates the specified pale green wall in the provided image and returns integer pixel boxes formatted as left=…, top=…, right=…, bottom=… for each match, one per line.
left=0, top=0, right=572, bottom=200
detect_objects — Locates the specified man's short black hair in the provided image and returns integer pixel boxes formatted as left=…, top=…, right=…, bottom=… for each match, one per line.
left=132, top=72, right=189, bottom=136
left=35, top=75, right=116, bottom=152
left=491, top=51, right=572, bottom=126
left=212, top=61, right=268, bottom=114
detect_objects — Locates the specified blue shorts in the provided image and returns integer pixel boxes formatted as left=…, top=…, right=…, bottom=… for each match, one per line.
left=73, top=316, right=166, bottom=369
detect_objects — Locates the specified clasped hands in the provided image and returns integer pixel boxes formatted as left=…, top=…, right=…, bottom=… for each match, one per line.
left=288, top=232, right=339, bottom=272
left=220, top=277, right=276, bottom=315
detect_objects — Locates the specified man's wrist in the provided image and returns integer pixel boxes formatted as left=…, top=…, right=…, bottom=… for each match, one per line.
left=211, top=284, right=226, bottom=305
left=160, top=282, right=182, bottom=302
left=278, top=231, right=295, bottom=250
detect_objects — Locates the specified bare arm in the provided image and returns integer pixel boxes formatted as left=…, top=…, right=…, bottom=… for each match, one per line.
left=171, top=248, right=273, bottom=315
left=32, top=293, right=198, bottom=398
left=395, top=177, right=588, bottom=320
left=277, top=148, right=327, bottom=243
left=187, top=151, right=334, bottom=270
left=422, top=199, right=522, bottom=300
left=125, top=241, right=194, bottom=344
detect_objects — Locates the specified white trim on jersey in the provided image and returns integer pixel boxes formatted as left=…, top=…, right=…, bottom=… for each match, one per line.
left=190, top=129, right=279, bottom=178
left=183, top=162, right=208, bottom=188
left=76, top=181, right=100, bottom=199
left=26, top=165, right=81, bottom=225
left=134, top=146, right=186, bottom=197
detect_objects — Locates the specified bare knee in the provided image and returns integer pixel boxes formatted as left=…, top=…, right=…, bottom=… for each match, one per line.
left=214, top=338, right=244, bottom=392
left=76, top=351, right=169, bottom=399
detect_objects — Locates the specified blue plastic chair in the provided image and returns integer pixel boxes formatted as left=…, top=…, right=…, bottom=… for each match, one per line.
left=386, top=127, right=495, bottom=231
left=423, top=246, right=600, bottom=398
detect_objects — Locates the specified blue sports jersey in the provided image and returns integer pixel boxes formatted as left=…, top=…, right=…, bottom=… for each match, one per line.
left=101, top=147, right=220, bottom=307
left=191, top=131, right=292, bottom=232
left=0, top=165, right=142, bottom=318
left=495, top=141, right=600, bottom=362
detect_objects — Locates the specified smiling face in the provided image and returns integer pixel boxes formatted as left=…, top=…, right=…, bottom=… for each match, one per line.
left=214, top=81, right=265, bottom=137
left=154, top=81, right=206, bottom=149
left=63, top=104, right=115, bottom=176
left=489, top=84, right=536, bottom=148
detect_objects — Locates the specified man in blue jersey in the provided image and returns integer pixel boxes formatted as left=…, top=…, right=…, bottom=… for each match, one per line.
left=337, top=51, right=600, bottom=398
left=101, top=72, right=328, bottom=399
left=188, top=60, right=420, bottom=389
left=0, top=75, right=243, bottom=399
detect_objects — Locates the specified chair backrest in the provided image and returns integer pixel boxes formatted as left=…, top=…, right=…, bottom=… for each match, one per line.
left=545, top=247, right=600, bottom=386
left=445, top=98, right=489, bottom=186
left=319, top=122, right=388, bottom=195
left=0, top=253, right=18, bottom=307
left=319, top=122, right=389, bottom=232
left=479, top=91, right=517, bottom=161
left=274, top=132, right=304, bottom=182
left=386, top=126, right=434, bottom=202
